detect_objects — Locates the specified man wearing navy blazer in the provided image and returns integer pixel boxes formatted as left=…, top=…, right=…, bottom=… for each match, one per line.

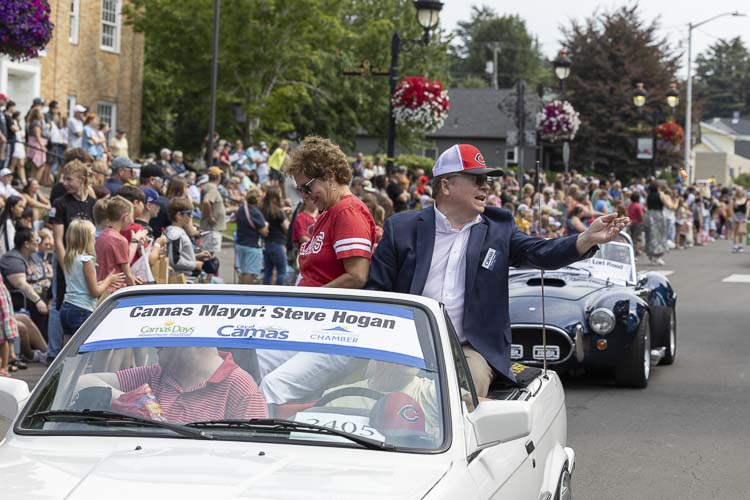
left=367, top=144, right=629, bottom=396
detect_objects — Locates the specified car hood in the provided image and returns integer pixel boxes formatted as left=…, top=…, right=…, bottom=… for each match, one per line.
left=509, top=271, right=609, bottom=301
left=0, top=436, right=450, bottom=499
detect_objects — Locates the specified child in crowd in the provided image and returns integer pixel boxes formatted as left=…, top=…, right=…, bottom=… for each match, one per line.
left=93, top=198, right=109, bottom=237
left=166, top=197, right=210, bottom=280
left=137, top=187, right=162, bottom=239
left=117, top=185, right=166, bottom=268
left=60, top=219, right=124, bottom=338
left=0, top=279, right=19, bottom=377
left=95, top=196, right=138, bottom=292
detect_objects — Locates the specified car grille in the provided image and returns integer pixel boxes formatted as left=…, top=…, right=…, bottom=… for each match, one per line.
left=510, top=324, right=574, bottom=365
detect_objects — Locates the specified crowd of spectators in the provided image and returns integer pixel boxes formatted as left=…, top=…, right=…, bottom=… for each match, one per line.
left=0, top=92, right=748, bottom=379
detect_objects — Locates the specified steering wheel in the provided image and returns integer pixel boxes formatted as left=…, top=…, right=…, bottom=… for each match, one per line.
left=69, top=386, right=113, bottom=411
left=315, top=387, right=386, bottom=408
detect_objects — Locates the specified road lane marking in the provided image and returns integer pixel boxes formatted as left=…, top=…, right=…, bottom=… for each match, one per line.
left=722, top=274, right=750, bottom=283
left=654, top=270, right=674, bottom=277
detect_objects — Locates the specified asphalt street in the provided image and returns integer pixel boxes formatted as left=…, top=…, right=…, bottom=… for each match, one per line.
left=566, top=240, right=750, bottom=499
left=2, top=240, right=749, bottom=499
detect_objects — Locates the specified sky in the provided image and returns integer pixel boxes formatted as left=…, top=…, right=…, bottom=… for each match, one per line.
left=439, top=0, right=750, bottom=77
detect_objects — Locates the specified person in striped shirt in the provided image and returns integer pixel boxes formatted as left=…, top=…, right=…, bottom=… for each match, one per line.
left=77, top=347, right=268, bottom=422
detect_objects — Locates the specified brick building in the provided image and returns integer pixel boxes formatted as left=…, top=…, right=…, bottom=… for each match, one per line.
left=0, top=0, right=144, bottom=156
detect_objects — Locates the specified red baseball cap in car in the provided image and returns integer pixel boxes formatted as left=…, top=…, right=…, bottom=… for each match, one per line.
left=370, top=392, right=426, bottom=433
left=432, top=144, right=504, bottom=177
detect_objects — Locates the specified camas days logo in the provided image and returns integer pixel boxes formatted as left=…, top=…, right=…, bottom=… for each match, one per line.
left=139, top=320, right=195, bottom=335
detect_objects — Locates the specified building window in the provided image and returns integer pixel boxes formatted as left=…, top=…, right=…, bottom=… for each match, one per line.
left=69, top=0, right=80, bottom=44
left=100, top=0, right=121, bottom=52
left=97, top=102, right=117, bottom=138
left=505, top=147, right=518, bottom=167
left=424, top=148, right=437, bottom=160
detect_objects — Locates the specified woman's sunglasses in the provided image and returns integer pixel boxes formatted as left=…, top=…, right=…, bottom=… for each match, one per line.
left=296, top=177, right=317, bottom=195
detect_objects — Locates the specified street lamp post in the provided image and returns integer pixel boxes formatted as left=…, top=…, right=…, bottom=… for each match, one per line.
left=633, top=82, right=680, bottom=178
left=386, top=0, right=443, bottom=173
left=632, top=82, right=654, bottom=176
left=553, top=49, right=571, bottom=92
left=553, top=49, right=572, bottom=172
left=684, top=11, right=746, bottom=183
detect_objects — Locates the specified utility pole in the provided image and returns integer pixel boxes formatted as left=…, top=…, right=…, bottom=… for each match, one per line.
left=206, top=0, right=220, bottom=170
left=485, top=42, right=501, bottom=89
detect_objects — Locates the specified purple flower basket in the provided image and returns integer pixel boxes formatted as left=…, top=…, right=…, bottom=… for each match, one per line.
left=0, top=0, right=54, bottom=61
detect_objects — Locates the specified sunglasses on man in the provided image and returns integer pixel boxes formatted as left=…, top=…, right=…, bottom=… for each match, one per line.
left=295, top=177, right=317, bottom=196
left=445, top=173, right=489, bottom=187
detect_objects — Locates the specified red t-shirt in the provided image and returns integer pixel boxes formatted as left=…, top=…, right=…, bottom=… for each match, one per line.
left=116, top=352, right=268, bottom=423
left=298, top=195, right=376, bottom=287
left=121, top=222, right=145, bottom=265
left=292, top=211, right=316, bottom=248
left=626, top=202, right=645, bottom=224
left=95, top=227, right=130, bottom=288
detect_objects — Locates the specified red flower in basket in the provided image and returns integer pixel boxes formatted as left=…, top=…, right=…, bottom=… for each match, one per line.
left=391, top=76, right=450, bottom=132
left=655, top=121, right=684, bottom=145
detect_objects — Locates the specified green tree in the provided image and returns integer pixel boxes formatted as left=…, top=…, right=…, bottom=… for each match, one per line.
left=561, top=5, right=681, bottom=176
left=293, top=0, right=451, bottom=152
left=451, top=5, right=547, bottom=88
left=126, top=0, right=346, bottom=155
left=124, top=0, right=450, bottom=156
left=694, top=37, right=750, bottom=119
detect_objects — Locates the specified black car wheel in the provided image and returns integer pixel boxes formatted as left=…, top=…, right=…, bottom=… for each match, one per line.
left=614, top=312, right=650, bottom=388
left=659, top=307, right=677, bottom=365
left=554, top=467, right=572, bottom=500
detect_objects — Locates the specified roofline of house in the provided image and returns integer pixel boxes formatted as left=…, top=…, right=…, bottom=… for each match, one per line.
left=700, top=120, right=750, bottom=140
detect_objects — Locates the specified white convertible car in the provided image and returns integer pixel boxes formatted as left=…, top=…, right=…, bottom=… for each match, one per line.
left=0, top=286, right=573, bottom=499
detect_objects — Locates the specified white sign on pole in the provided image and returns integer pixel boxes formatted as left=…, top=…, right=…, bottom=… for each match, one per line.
left=637, top=138, right=653, bottom=160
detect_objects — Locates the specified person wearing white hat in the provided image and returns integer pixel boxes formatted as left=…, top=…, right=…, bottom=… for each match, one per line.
left=368, top=143, right=630, bottom=397
left=67, top=104, right=86, bottom=149
left=0, top=167, right=20, bottom=200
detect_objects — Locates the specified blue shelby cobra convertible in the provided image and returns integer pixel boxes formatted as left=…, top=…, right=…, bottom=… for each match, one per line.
left=508, top=233, right=676, bottom=388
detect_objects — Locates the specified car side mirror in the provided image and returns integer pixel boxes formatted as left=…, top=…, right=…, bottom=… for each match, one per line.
left=466, top=400, right=532, bottom=450
left=0, top=378, right=30, bottom=422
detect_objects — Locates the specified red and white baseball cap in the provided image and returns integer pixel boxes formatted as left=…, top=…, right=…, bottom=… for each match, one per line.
left=370, top=392, right=426, bottom=433
left=432, top=144, right=504, bottom=178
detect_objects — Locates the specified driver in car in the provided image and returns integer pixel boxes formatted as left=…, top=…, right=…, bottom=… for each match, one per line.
left=317, top=360, right=439, bottom=436
left=76, top=347, right=269, bottom=422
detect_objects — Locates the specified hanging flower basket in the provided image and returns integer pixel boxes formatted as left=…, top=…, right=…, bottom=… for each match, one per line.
left=536, top=100, right=580, bottom=142
left=391, top=76, right=450, bottom=132
left=655, top=121, right=684, bottom=145
left=0, top=0, right=54, bottom=61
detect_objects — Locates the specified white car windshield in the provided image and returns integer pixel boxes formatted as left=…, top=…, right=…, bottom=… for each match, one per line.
left=573, top=241, right=636, bottom=283
left=19, top=293, right=445, bottom=451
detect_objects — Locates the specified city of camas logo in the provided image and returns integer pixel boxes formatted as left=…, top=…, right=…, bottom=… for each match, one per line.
left=217, top=325, right=289, bottom=339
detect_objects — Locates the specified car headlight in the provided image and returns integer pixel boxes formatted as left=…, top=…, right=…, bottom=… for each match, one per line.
left=589, top=308, right=615, bottom=334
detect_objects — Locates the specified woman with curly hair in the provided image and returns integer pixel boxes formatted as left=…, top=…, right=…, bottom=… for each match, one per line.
left=257, top=136, right=377, bottom=406
left=284, top=136, right=377, bottom=288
